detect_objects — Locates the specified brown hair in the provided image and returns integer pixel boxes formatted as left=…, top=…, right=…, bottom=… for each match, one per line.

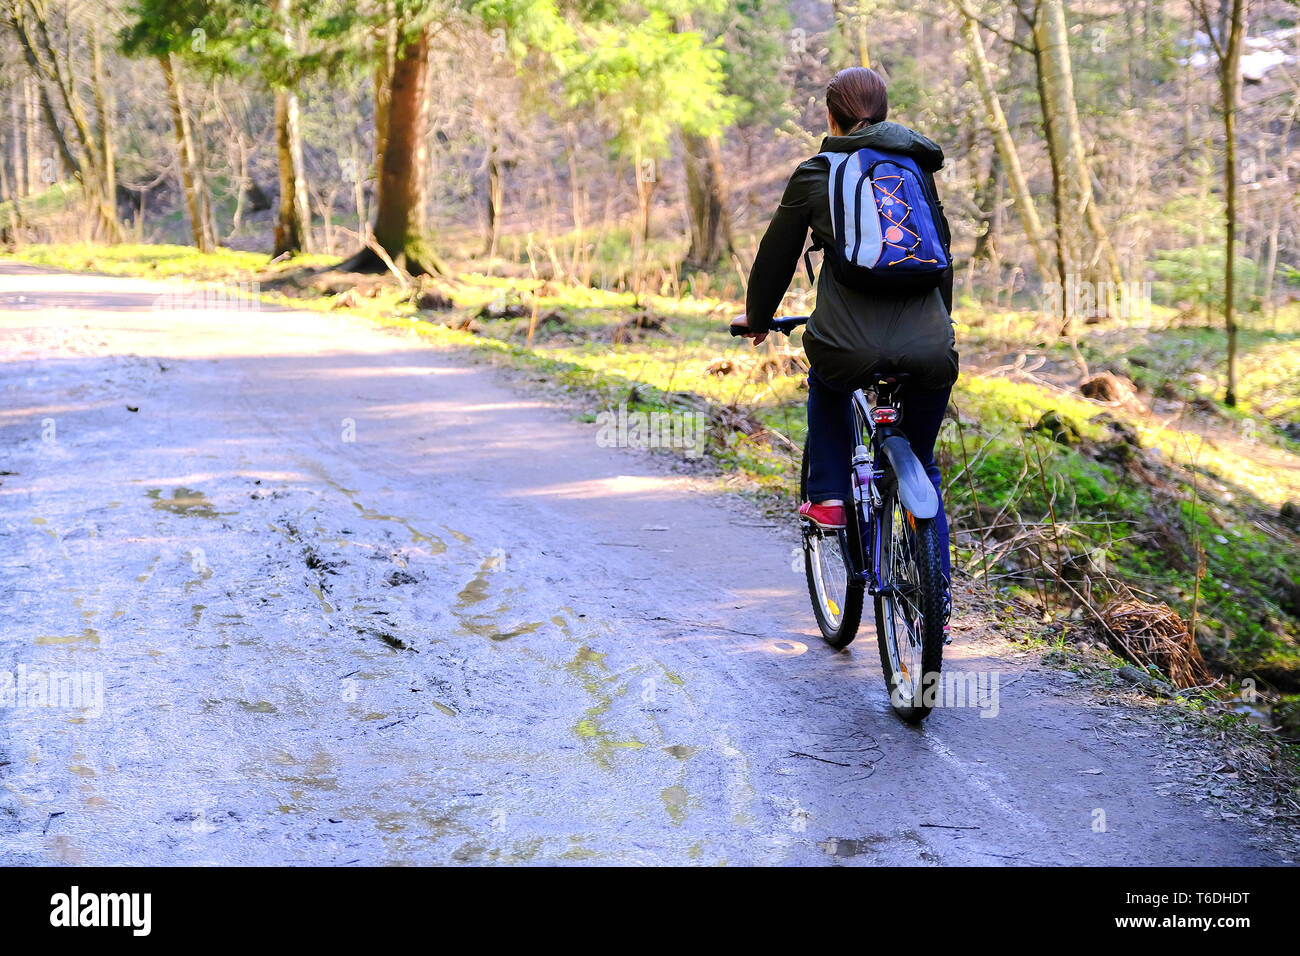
left=826, top=67, right=888, bottom=133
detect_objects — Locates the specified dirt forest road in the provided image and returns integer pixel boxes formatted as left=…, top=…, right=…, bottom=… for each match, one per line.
left=0, top=260, right=1287, bottom=866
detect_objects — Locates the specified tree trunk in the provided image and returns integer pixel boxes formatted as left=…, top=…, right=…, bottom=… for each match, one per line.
left=1220, top=0, right=1246, bottom=406
left=9, top=5, right=121, bottom=238
left=971, top=141, right=1001, bottom=264
left=635, top=153, right=655, bottom=244
left=311, top=184, right=336, bottom=252
left=562, top=121, right=584, bottom=276
left=271, top=0, right=311, bottom=257
left=629, top=147, right=656, bottom=298
left=159, top=53, right=213, bottom=253
left=90, top=20, right=118, bottom=240
left=1222, top=92, right=1238, bottom=406
left=273, top=87, right=312, bottom=256
left=229, top=136, right=247, bottom=237
left=371, top=22, right=432, bottom=267
left=10, top=84, right=25, bottom=198
left=682, top=130, right=733, bottom=269
left=194, top=85, right=218, bottom=244
left=484, top=116, right=503, bottom=258
left=1029, top=15, right=1069, bottom=291
left=1036, top=0, right=1122, bottom=287
left=349, top=136, right=367, bottom=235
left=345, top=23, right=443, bottom=275
left=24, top=75, right=37, bottom=194
left=956, top=6, right=1054, bottom=284
left=1261, top=199, right=1281, bottom=320
left=372, top=14, right=397, bottom=191
left=0, top=130, right=10, bottom=204
left=1032, top=0, right=1123, bottom=328
left=855, top=9, right=871, bottom=68
left=213, top=91, right=250, bottom=240
left=1191, top=0, right=1248, bottom=403
left=1182, top=33, right=1196, bottom=155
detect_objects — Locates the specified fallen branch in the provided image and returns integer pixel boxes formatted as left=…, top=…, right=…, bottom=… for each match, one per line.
left=333, top=225, right=410, bottom=293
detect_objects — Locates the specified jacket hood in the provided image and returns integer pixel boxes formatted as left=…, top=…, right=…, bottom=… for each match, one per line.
left=818, top=121, right=945, bottom=172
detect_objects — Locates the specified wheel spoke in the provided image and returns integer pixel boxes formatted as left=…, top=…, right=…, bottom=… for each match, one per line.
left=881, top=494, right=931, bottom=705
left=808, top=530, right=849, bottom=628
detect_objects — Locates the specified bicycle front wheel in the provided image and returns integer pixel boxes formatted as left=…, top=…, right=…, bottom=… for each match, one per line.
left=800, top=439, right=863, bottom=649
left=874, top=490, right=946, bottom=722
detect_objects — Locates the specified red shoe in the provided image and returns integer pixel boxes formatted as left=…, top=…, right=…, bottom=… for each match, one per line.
left=799, top=501, right=846, bottom=529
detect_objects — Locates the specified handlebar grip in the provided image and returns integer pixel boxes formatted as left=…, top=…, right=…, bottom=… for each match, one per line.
left=729, top=316, right=809, bottom=337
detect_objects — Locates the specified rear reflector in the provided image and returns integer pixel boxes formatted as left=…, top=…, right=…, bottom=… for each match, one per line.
left=872, top=407, right=900, bottom=425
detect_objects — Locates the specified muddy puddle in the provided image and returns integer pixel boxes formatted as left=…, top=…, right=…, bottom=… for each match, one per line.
left=145, top=486, right=226, bottom=519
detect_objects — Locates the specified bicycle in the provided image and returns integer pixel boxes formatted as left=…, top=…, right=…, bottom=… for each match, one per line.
left=731, top=315, right=947, bottom=722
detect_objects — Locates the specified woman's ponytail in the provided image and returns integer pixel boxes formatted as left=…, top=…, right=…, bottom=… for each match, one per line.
left=826, top=67, right=889, bottom=133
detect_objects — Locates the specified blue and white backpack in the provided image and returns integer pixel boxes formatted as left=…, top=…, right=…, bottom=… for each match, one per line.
left=806, top=147, right=951, bottom=295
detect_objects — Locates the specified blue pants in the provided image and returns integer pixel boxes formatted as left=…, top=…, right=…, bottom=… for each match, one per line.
left=805, top=367, right=952, bottom=580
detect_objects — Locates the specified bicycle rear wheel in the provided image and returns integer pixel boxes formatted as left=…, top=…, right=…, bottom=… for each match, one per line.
left=800, top=439, right=863, bottom=649
left=874, top=489, right=946, bottom=722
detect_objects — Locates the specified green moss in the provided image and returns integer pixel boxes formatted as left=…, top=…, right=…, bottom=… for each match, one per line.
left=8, top=241, right=335, bottom=281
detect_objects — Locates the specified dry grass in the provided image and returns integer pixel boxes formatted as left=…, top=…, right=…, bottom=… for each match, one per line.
left=1100, top=597, right=1213, bottom=689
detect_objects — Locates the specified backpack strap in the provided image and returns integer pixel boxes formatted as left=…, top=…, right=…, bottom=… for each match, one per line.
left=804, top=151, right=847, bottom=285
left=804, top=234, right=822, bottom=285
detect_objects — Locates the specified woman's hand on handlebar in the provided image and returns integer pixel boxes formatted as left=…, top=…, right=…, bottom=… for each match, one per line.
left=730, top=314, right=767, bottom=346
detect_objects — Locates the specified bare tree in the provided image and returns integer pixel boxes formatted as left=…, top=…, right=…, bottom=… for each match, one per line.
left=1027, top=0, right=1123, bottom=299
left=953, top=1, right=1054, bottom=285
left=682, top=130, right=734, bottom=269
left=3, top=0, right=123, bottom=239
left=1190, top=0, right=1248, bottom=406
left=8, top=80, right=25, bottom=199
left=159, top=51, right=214, bottom=252
left=271, top=0, right=312, bottom=257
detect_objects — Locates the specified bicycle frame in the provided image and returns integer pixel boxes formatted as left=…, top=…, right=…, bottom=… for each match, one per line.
left=728, top=314, right=938, bottom=589
left=847, top=382, right=941, bottom=595
left=734, top=316, right=946, bottom=718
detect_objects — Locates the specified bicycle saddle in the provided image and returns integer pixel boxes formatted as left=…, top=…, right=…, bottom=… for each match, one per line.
left=868, top=369, right=911, bottom=386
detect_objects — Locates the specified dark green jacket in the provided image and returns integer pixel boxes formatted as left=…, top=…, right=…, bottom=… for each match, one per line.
left=745, top=121, right=959, bottom=392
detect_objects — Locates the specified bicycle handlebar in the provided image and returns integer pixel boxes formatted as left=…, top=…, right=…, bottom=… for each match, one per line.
left=729, top=315, right=808, bottom=337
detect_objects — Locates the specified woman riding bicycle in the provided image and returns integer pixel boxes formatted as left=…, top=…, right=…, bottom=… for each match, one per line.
left=731, top=66, right=958, bottom=610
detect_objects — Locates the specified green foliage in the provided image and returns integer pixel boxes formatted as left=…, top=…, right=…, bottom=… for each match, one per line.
left=711, top=0, right=794, bottom=130
left=480, top=0, right=741, bottom=187
left=472, top=0, right=574, bottom=56
left=0, top=183, right=78, bottom=221
left=1147, top=178, right=1266, bottom=313
left=120, top=0, right=334, bottom=84
left=559, top=7, right=734, bottom=164
left=5, top=242, right=333, bottom=280
left=1151, top=246, right=1262, bottom=313
left=225, top=0, right=347, bottom=87
left=119, top=0, right=234, bottom=62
